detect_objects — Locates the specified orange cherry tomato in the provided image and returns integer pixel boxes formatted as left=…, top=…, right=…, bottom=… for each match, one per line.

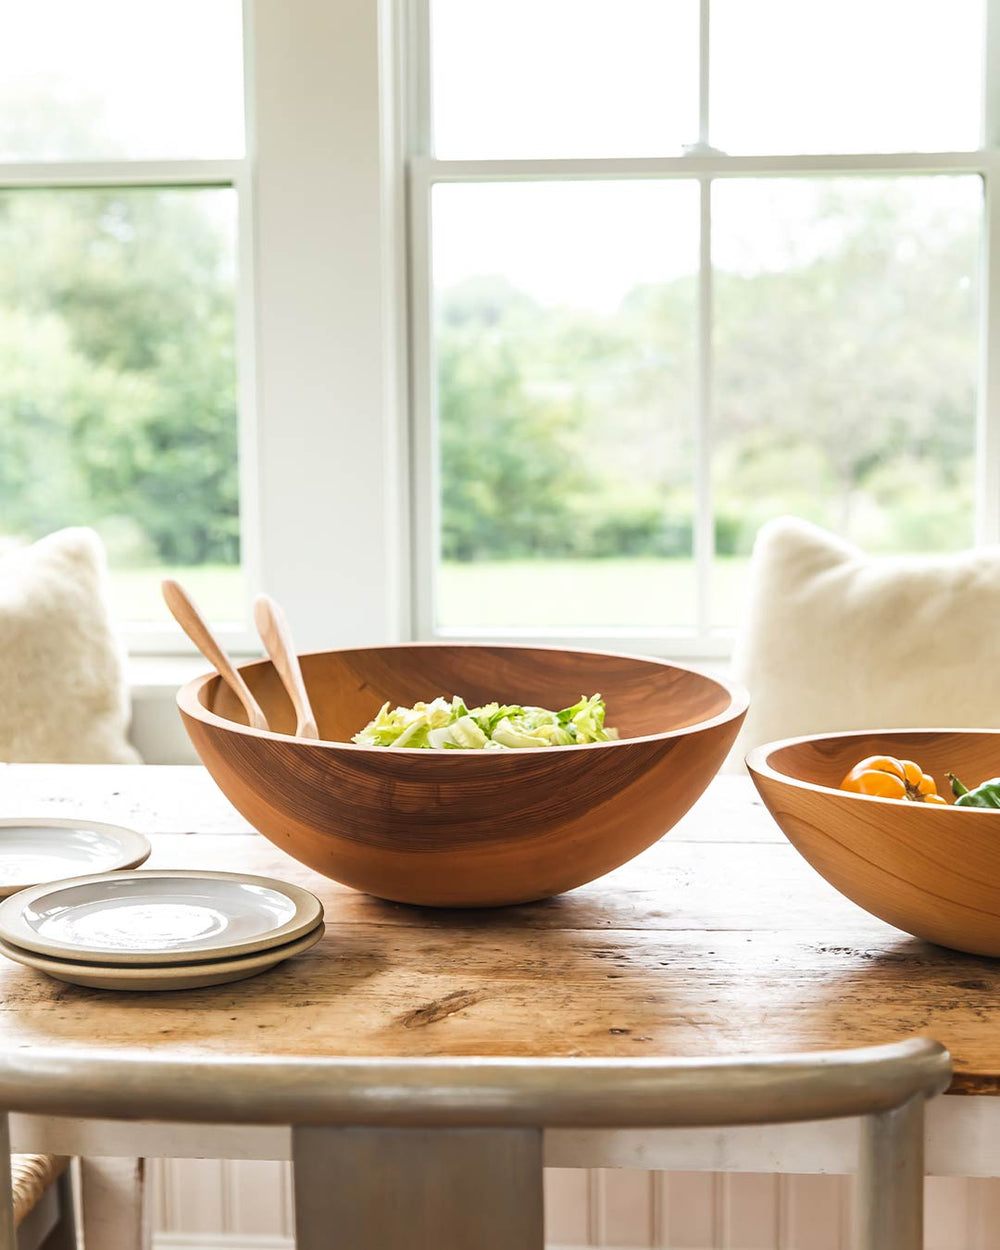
left=840, top=755, right=943, bottom=803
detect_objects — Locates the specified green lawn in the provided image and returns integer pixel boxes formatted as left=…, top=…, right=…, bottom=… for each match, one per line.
left=109, top=558, right=750, bottom=631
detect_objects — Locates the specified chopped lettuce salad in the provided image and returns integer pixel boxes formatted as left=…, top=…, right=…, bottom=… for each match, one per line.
left=352, top=694, right=618, bottom=750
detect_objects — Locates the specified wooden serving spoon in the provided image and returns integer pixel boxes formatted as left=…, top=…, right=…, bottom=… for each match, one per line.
left=161, top=578, right=270, bottom=731
left=253, top=593, right=320, bottom=739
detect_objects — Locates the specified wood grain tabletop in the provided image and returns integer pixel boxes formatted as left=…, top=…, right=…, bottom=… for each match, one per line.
left=1, top=764, right=998, bottom=1094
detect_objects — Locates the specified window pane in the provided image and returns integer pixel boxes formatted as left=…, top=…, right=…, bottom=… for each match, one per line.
left=0, top=187, right=243, bottom=623
left=432, top=0, right=698, bottom=158
left=0, top=1, right=244, bottom=160
left=712, top=176, right=980, bottom=628
left=711, top=0, right=982, bottom=155
left=433, top=180, right=698, bottom=631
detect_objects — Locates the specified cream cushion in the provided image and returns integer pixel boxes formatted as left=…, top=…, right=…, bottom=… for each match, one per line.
left=0, top=527, right=141, bottom=763
left=730, top=515, right=1000, bottom=766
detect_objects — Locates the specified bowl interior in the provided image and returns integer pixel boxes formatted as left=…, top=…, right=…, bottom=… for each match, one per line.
left=761, top=729, right=1000, bottom=796
left=197, top=645, right=737, bottom=743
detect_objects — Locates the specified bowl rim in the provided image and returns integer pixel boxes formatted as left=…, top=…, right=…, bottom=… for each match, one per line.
left=176, top=639, right=750, bottom=754
left=745, top=727, right=1000, bottom=811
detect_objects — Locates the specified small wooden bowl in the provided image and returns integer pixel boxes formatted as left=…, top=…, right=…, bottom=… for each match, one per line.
left=177, top=643, right=747, bottom=907
left=747, top=729, right=1000, bottom=956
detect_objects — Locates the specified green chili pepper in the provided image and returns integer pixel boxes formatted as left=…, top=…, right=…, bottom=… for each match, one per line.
left=947, top=772, right=1000, bottom=808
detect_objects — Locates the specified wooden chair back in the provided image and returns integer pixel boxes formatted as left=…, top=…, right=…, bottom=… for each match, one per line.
left=0, top=1037, right=950, bottom=1250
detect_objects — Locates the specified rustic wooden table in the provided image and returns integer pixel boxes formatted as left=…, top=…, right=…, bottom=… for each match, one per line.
left=2, top=763, right=999, bottom=1187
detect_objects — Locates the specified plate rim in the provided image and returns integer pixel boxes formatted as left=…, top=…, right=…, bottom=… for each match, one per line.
left=0, top=818, right=152, bottom=899
left=0, top=922, right=325, bottom=990
left=0, top=870, right=324, bottom=965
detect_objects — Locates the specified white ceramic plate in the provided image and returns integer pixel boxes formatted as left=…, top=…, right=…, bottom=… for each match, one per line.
left=0, top=922, right=325, bottom=991
left=0, top=819, right=151, bottom=898
left=0, top=870, right=323, bottom=965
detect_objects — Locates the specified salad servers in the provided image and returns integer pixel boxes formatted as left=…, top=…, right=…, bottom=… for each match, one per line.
left=161, top=578, right=269, bottom=731
left=253, top=593, right=320, bottom=739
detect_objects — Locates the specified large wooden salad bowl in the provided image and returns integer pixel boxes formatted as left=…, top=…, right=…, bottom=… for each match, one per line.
left=178, top=644, right=747, bottom=907
left=747, top=729, right=1000, bottom=957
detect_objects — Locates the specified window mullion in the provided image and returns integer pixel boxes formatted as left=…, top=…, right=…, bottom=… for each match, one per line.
left=699, top=0, right=711, bottom=148
left=985, top=0, right=1000, bottom=147
left=977, top=0, right=1000, bottom=544
left=412, top=152, right=990, bottom=182
left=0, top=160, right=243, bottom=189
left=695, top=177, right=714, bottom=643
left=406, top=0, right=435, bottom=639
left=232, top=0, right=262, bottom=633
left=408, top=164, right=436, bottom=639
left=693, top=0, right=713, bottom=645
left=978, top=160, right=1000, bottom=545
left=233, top=165, right=262, bottom=636
left=406, top=0, right=433, bottom=157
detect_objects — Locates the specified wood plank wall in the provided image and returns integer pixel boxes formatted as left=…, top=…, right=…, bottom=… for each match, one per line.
left=150, top=1162, right=996, bottom=1249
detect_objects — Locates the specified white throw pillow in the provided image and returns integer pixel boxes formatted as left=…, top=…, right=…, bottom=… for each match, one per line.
left=0, top=528, right=142, bottom=763
left=729, top=515, right=1000, bottom=765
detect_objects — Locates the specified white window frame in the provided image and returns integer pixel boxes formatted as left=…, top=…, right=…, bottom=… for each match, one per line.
left=7, top=2, right=999, bottom=664
left=0, top=157, right=256, bottom=655
left=407, top=0, right=1000, bottom=658
left=0, top=0, right=412, bottom=659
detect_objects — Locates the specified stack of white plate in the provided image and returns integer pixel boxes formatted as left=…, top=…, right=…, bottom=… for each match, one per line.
left=0, top=818, right=152, bottom=899
left=0, top=870, right=324, bottom=991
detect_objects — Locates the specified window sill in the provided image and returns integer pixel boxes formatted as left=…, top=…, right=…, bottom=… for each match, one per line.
left=128, top=655, right=209, bottom=697
left=127, top=654, right=255, bottom=765
left=127, top=653, right=260, bottom=697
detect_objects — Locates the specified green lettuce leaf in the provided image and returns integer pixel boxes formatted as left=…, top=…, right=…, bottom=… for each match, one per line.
left=352, top=694, right=618, bottom=750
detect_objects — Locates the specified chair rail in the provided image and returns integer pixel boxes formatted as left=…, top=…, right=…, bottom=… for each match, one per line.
left=0, top=1038, right=950, bottom=1129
